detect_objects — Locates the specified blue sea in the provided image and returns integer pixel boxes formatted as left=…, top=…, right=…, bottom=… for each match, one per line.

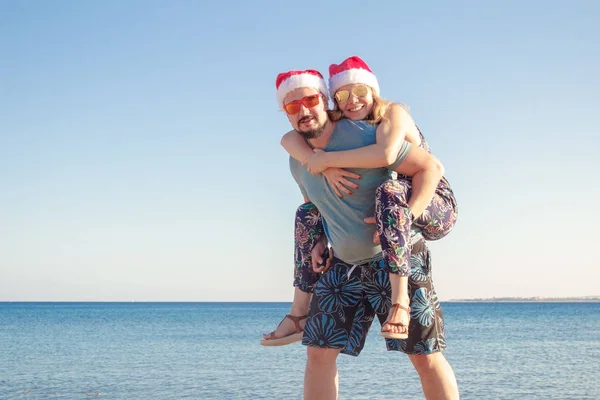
left=0, top=302, right=598, bottom=399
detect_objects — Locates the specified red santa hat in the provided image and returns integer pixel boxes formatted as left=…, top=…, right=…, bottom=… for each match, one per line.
left=328, top=56, right=380, bottom=98
left=275, top=69, right=328, bottom=109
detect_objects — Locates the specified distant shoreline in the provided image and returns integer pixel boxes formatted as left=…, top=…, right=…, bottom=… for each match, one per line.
left=447, top=297, right=600, bottom=302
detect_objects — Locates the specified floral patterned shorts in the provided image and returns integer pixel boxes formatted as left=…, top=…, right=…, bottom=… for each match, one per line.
left=302, top=238, right=447, bottom=356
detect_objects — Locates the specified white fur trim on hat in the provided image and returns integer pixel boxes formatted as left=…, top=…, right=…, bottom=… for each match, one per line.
left=329, top=68, right=380, bottom=98
left=275, top=70, right=328, bottom=109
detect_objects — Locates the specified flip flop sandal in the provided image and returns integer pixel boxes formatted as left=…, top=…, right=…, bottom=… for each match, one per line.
left=380, top=303, right=410, bottom=340
left=260, top=314, right=307, bottom=347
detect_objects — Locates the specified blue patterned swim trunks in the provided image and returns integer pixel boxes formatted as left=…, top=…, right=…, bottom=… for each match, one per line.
left=302, top=239, right=447, bottom=356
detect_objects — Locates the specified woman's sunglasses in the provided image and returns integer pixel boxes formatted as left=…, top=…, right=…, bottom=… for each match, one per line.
left=334, top=85, right=369, bottom=104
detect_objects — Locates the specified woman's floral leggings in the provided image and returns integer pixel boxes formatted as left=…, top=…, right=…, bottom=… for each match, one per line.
left=293, top=177, right=458, bottom=292
left=375, top=177, right=457, bottom=276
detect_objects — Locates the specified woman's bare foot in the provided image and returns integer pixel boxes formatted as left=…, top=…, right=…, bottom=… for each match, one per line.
left=261, top=288, right=311, bottom=346
left=262, top=314, right=306, bottom=339
left=381, top=303, right=411, bottom=339
left=260, top=314, right=307, bottom=346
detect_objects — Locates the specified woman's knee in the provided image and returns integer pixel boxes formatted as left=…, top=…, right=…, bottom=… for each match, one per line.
left=295, top=202, right=318, bottom=219
left=296, top=202, right=321, bottom=222
left=376, top=179, right=411, bottom=207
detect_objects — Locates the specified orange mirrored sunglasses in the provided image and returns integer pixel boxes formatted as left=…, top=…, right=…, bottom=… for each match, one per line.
left=283, top=94, right=323, bottom=115
left=334, top=85, right=369, bottom=104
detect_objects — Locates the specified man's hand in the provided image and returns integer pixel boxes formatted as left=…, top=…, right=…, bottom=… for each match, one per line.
left=322, top=168, right=360, bottom=198
left=364, top=216, right=380, bottom=245
left=311, top=239, right=334, bottom=273
left=305, top=149, right=329, bottom=175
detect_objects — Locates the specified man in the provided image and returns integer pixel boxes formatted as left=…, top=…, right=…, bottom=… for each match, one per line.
left=273, top=68, right=459, bottom=400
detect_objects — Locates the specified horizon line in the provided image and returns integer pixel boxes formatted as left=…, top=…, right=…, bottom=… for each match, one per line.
left=1, top=296, right=599, bottom=304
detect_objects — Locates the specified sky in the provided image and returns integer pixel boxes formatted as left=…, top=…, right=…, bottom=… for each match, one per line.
left=1, top=0, right=599, bottom=301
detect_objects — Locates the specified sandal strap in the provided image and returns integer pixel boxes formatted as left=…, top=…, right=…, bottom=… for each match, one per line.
left=388, top=304, right=410, bottom=323
left=391, top=303, right=410, bottom=314
left=285, top=314, right=308, bottom=333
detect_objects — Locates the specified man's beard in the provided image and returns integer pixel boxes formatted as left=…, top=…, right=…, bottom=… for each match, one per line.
left=295, top=117, right=328, bottom=139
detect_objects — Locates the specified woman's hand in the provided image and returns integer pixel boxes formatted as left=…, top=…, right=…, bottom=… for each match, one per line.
left=305, top=149, right=330, bottom=175
left=322, top=168, right=361, bottom=198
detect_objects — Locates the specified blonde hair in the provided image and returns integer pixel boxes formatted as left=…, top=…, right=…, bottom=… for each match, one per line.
left=327, top=86, right=395, bottom=124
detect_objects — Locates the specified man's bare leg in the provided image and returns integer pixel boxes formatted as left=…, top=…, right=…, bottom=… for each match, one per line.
left=304, top=347, right=341, bottom=400
left=262, top=287, right=311, bottom=339
left=409, top=353, right=459, bottom=400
